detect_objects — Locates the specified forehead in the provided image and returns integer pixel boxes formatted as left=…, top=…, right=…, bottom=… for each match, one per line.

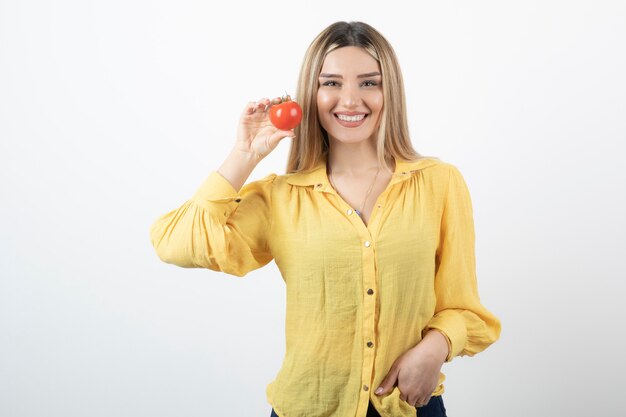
left=320, top=46, right=380, bottom=73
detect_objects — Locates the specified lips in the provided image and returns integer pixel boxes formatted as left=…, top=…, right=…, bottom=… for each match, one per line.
left=334, top=113, right=368, bottom=121
left=334, top=113, right=368, bottom=127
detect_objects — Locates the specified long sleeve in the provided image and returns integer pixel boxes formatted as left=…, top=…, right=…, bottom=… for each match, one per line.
left=149, top=170, right=277, bottom=277
left=422, top=164, right=501, bottom=362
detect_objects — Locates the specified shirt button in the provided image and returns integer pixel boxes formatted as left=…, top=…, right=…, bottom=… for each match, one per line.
left=364, top=241, right=371, bottom=247
left=367, top=341, right=374, bottom=348
left=346, top=209, right=353, bottom=215
left=363, top=385, right=369, bottom=391
left=367, top=288, right=374, bottom=295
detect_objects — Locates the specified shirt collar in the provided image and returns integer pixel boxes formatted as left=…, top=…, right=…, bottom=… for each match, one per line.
left=285, top=157, right=441, bottom=192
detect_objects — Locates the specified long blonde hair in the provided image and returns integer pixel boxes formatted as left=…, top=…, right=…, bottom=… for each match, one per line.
left=285, top=21, right=427, bottom=175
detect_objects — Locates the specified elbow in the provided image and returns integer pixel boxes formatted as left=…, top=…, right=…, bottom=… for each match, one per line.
left=148, top=203, right=225, bottom=270
left=150, top=232, right=180, bottom=266
left=151, top=241, right=208, bottom=269
left=149, top=221, right=189, bottom=267
left=152, top=242, right=176, bottom=265
left=150, top=228, right=224, bottom=271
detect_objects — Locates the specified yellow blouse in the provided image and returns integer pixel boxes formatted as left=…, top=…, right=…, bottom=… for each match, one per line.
left=149, top=156, right=501, bottom=417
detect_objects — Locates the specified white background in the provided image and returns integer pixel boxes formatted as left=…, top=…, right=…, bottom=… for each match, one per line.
left=1, top=1, right=625, bottom=416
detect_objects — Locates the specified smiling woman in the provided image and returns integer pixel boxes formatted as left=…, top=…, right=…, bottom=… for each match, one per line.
left=317, top=48, right=383, bottom=138
left=150, top=20, right=501, bottom=417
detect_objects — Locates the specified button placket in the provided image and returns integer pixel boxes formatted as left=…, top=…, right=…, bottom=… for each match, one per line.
left=324, top=173, right=380, bottom=415
left=359, top=232, right=377, bottom=414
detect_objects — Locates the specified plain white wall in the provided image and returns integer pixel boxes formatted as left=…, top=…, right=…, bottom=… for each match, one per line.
left=1, top=0, right=625, bottom=416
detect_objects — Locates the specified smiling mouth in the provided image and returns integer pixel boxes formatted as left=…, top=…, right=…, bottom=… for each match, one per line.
left=334, top=113, right=368, bottom=122
left=333, top=113, right=369, bottom=128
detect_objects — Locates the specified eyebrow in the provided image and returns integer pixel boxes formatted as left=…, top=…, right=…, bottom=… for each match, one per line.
left=319, top=72, right=381, bottom=79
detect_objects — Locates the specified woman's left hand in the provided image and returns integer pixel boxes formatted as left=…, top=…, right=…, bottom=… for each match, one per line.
left=374, top=330, right=449, bottom=407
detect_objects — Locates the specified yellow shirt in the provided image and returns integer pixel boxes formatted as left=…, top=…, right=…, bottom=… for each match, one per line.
left=150, top=156, right=501, bottom=417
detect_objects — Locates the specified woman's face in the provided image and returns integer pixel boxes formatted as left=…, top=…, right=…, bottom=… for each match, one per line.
left=316, top=46, right=383, bottom=145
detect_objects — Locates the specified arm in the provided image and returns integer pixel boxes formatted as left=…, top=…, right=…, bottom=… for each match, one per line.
left=217, top=147, right=259, bottom=193
left=149, top=148, right=276, bottom=277
left=421, top=164, right=502, bottom=362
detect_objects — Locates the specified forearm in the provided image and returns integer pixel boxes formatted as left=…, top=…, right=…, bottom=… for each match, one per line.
left=217, top=148, right=259, bottom=193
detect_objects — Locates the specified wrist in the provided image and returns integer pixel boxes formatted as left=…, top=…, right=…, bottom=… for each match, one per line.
left=217, top=148, right=258, bottom=193
left=421, top=329, right=450, bottom=363
left=230, top=147, right=259, bottom=166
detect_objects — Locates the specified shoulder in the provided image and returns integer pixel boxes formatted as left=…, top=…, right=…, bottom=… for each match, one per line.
left=403, top=158, right=472, bottom=203
left=402, top=156, right=462, bottom=180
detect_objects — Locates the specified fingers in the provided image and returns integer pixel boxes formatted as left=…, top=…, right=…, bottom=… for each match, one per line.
left=401, top=394, right=428, bottom=408
left=246, top=98, right=269, bottom=114
left=375, top=365, right=399, bottom=396
left=406, top=398, right=430, bottom=407
left=414, top=396, right=430, bottom=407
left=245, top=96, right=284, bottom=114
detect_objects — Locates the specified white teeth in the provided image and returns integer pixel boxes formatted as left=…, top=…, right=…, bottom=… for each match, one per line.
left=336, top=114, right=365, bottom=122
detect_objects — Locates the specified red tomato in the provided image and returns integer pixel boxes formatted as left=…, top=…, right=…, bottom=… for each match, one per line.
left=269, top=95, right=303, bottom=130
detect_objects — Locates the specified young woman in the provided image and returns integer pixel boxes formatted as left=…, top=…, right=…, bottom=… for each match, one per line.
left=150, top=21, right=501, bottom=417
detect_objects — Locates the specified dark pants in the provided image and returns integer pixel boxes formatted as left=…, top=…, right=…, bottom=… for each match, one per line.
left=270, top=395, right=447, bottom=417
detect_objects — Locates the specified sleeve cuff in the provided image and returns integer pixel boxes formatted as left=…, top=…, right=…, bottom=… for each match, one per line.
left=191, top=171, right=242, bottom=219
left=422, top=310, right=468, bottom=362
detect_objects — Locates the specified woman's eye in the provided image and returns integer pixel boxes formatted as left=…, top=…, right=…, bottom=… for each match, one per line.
left=321, top=80, right=379, bottom=87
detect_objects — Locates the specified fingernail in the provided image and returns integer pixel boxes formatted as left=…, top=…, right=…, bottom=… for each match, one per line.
left=375, top=387, right=383, bottom=394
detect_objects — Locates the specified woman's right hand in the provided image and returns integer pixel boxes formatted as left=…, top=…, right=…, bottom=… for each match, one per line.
left=234, top=97, right=297, bottom=160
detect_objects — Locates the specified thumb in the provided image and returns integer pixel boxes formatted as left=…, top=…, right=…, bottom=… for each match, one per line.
left=265, top=130, right=295, bottom=152
left=271, top=129, right=296, bottom=142
left=375, top=366, right=399, bottom=395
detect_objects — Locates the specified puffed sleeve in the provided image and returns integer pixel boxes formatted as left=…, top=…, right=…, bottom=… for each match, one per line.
left=422, top=164, right=502, bottom=362
left=149, top=170, right=277, bottom=277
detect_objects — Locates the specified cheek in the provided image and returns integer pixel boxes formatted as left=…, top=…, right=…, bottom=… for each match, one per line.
left=317, top=90, right=334, bottom=112
left=368, top=92, right=384, bottom=128
left=369, top=91, right=384, bottom=112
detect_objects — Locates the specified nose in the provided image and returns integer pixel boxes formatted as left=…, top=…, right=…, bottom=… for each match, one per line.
left=340, top=83, right=361, bottom=108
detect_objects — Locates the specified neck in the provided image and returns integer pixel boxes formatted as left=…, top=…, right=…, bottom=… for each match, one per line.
left=327, top=138, right=391, bottom=175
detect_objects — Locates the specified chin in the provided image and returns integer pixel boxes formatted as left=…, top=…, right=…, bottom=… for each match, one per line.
left=331, top=135, right=372, bottom=145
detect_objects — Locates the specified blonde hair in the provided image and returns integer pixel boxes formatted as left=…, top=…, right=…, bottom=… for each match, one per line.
left=285, top=21, right=429, bottom=175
